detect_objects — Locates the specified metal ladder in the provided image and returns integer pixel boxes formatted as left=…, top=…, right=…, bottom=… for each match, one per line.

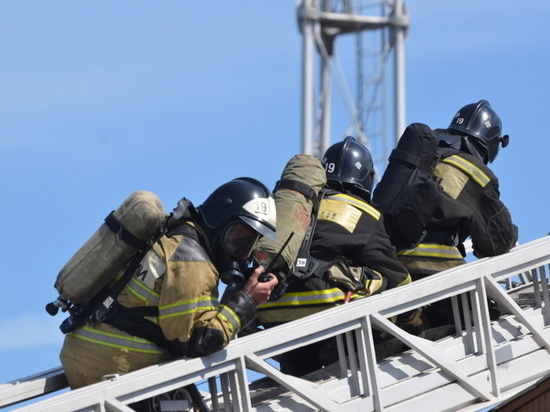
left=3, top=235, right=550, bottom=412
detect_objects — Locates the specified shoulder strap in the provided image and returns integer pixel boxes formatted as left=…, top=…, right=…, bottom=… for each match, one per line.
left=102, top=216, right=171, bottom=304
left=166, top=220, right=202, bottom=243
left=285, top=190, right=328, bottom=282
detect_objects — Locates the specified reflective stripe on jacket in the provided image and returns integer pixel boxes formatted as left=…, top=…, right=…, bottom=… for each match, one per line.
left=397, top=243, right=463, bottom=260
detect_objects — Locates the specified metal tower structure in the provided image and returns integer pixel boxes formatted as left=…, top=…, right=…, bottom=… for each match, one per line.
left=298, top=0, right=409, bottom=175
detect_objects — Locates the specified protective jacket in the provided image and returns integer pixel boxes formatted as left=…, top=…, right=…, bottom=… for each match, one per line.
left=257, top=189, right=411, bottom=328
left=397, top=148, right=518, bottom=278
left=60, top=221, right=257, bottom=389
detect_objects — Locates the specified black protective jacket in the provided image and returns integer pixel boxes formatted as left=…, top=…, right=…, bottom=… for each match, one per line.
left=397, top=148, right=518, bottom=278
left=257, top=189, right=411, bottom=327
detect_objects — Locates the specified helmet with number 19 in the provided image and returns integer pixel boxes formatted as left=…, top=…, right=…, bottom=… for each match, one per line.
left=198, top=177, right=276, bottom=267
left=321, top=136, right=375, bottom=201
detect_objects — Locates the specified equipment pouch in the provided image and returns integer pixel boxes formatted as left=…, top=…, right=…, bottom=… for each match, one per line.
left=325, top=257, right=363, bottom=292
left=325, top=257, right=386, bottom=296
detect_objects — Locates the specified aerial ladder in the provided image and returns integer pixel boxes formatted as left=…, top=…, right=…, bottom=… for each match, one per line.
left=3, top=235, right=550, bottom=411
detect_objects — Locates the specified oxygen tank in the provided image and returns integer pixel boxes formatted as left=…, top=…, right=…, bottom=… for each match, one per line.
left=253, top=154, right=326, bottom=273
left=54, top=190, right=166, bottom=304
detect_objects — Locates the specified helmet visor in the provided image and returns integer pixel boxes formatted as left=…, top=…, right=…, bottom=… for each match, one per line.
left=239, top=214, right=276, bottom=241
left=220, top=220, right=261, bottom=263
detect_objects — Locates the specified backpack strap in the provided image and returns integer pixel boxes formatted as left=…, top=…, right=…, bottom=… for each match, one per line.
left=104, top=211, right=150, bottom=251
left=275, top=178, right=320, bottom=202
left=390, top=147, right=440, bottom=173
left=104, top=304, right=179, bottom=352
left=390, top=148, right=423, bottom=168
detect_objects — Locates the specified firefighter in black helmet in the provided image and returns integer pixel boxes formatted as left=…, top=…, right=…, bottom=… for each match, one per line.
left=60, top=177, right=279, bottom=391
left=396, top=100, right=518, bottom=329
left=257, top=137, right=414, bottom=377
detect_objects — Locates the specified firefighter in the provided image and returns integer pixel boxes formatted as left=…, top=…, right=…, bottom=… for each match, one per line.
left=60, top=177, right=279, bottom=390
left=257, top=137, right=414, bottom=377
left=396, top=100, right=518, bottom=328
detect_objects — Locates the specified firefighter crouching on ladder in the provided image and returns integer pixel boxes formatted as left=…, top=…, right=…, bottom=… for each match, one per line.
left=395, top=100, right=518, bottom=329
left=59, top=178, right=279, bottom=392
left=256, top=137, right=419, bottom=377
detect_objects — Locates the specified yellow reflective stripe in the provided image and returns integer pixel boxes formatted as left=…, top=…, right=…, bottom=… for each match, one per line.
left=126, top=277, right=160, bottom=305
left=398, top=243, right=463, bottom=259
left=218, top=304, right=241, bottom=331
left=442, top=155, right=490, bottom=187
left=159, top=296, right=218, bottom=320
left=326, top=194, right=381, bottom=220
left=72, top=326, right=164, bottom=354
left=258, top=288, right=345, bottom=309
left=396, top=273, right=412, bottom=287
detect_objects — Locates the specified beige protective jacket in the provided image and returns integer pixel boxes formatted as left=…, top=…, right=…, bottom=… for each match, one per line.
left=60, top=221, right=256, bottom=389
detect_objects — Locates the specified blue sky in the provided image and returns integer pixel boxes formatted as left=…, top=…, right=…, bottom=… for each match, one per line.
left=2, top=2, right=550, bottom=409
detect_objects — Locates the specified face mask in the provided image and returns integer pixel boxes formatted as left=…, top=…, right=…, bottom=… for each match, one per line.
left=220, top=220, right=260, bottom=263
left=214, top=220, right=260, bottom=286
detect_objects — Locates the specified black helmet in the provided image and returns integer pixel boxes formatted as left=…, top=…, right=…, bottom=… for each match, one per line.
left=198, top=177, right=276, bottom=242
left=321, top=136, right=375, bottom=201
left=447, top=100, right=509, bottom=163
left=198, top=177, right=276, bottom=285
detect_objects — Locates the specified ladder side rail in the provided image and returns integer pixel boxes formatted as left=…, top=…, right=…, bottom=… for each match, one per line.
left=9, top=356, right=246, bottom=412
left=0, top=367, right=68, bottom=409
left=8, top=236, right=550, bottom=411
